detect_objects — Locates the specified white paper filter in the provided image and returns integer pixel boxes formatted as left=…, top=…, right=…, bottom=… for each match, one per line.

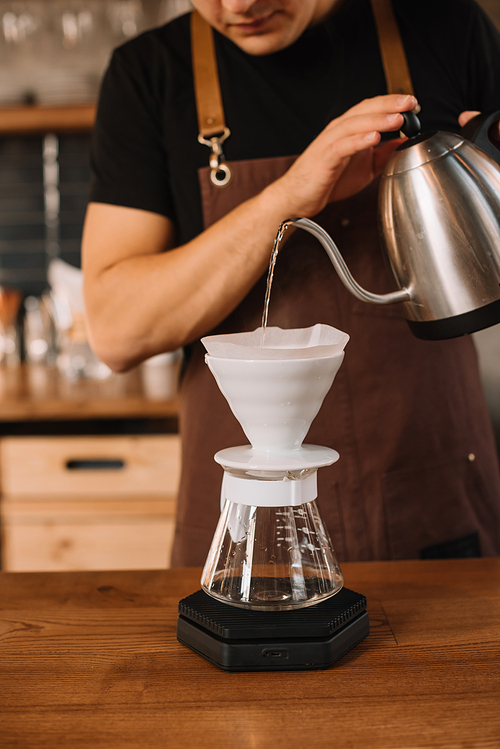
left=201, top=324, right=349, bottom=360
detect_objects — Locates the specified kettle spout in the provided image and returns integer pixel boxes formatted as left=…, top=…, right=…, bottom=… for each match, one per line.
left=290, top=217, right=411, bottom=306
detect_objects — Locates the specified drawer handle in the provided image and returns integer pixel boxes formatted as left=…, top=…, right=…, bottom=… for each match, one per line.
left=65, top=459, right=126, bottom=471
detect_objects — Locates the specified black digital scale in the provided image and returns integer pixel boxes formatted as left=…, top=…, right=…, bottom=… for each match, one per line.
left=177, top=587, right=369, bottom=672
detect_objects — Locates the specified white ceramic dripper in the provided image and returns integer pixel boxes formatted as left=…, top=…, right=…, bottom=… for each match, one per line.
left=200, top=325, right=349, bottom=611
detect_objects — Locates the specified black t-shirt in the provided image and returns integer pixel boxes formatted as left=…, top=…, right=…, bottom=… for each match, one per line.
left=89, top=0, right=500, bottom=245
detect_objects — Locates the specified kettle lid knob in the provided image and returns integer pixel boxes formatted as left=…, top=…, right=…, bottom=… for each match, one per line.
left=401, top=111, right=422, bottom=139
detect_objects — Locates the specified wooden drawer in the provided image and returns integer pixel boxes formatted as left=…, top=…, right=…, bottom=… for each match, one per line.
left=2, top=498, right=176, bottom=571
left=0, top=434, right=181, bottom=499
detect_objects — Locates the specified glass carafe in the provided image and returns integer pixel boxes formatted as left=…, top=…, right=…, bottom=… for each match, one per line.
left=201, top=466, right=343, bottom=611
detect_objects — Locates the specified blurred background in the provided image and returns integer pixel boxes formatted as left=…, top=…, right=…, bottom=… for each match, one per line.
left=0, top=0, right=192, bottom=574
left=0, top=0, right=498, bottom=573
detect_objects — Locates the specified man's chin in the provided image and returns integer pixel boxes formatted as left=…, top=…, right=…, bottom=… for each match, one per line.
left=225, top=29, right=295, bottom=55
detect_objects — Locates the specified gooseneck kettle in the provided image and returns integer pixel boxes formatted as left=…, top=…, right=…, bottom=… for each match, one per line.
left=292, top=111, right=500, bottom=340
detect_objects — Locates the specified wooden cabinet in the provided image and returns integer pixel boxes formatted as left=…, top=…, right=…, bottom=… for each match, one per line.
left=0, top=434, right=181, bottom=572
left=0, top=434, right=179, bottom=497
left=0, top=365, right=181, bottom=572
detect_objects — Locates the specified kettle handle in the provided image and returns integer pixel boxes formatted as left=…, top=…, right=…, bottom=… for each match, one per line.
left=290, top=218, right=411, bottom=306
left=461, top=111, right=500, bottom=165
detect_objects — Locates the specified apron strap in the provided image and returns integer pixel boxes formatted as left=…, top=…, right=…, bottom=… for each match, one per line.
left=190, top=10, right=232, bottom=186
left=369, top=0, right=415, bottom=96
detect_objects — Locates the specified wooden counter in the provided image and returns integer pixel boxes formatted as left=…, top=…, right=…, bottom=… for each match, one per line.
left=0, top=364, right=178, bottom=422
left=0, top=558, right=499, bottom=748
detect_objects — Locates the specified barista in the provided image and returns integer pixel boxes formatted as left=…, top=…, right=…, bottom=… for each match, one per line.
left=82, top=0, right=500, bottom=565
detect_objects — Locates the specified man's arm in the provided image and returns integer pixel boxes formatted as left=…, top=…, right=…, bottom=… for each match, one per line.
left=82, top=94, right=417, bottom=372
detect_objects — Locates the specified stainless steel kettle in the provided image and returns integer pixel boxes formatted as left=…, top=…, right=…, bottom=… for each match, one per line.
left=291, top=111, right=500, bottom=340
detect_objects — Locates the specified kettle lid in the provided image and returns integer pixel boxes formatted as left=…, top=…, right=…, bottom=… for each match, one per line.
left=383, top=111, right=465, bottom=176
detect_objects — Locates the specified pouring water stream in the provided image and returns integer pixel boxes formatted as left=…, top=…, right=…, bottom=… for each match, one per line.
left=260, top=220, right=294, bottom=344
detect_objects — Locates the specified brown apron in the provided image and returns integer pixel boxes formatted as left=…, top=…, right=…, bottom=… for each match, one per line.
left=171, top=4, right=500, bottom=566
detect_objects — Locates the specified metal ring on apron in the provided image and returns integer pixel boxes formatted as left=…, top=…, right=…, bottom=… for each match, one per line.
left=198, top=128, right=232, bottom=187
left=210, top=162, right=231, bottom=187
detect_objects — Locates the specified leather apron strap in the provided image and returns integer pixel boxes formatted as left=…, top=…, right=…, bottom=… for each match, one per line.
left=190, top=10, right=232, bottom=186
left=369, top=0, right=414, bottom=96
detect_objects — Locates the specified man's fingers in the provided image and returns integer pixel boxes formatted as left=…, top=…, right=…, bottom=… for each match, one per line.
left=458, top=110, right=481, bottom=128
left=339, top=93, right=418, bottom=119
left=325, top=112, right=404, bottom=144
left=325, top=131, right=381, bottom=168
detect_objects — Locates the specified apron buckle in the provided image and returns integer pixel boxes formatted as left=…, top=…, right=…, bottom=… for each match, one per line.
left=198, top=128, right=232, bottom=187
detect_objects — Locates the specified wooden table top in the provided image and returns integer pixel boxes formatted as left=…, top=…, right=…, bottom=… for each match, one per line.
left=1, top=558, right=499, bottom=748
left=0, top=364, right=178, bottom=422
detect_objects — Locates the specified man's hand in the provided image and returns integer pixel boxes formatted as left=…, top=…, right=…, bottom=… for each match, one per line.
left=269, top=94, right=418, bottom=218
left=459, top=110, right=500, bottom=143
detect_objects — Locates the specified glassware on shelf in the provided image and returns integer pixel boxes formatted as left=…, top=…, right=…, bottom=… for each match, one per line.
left=0, top=0, right=149, bottom=106
left=34, top=0, right=108, bottom=104
left=47, top=258, right=112, bottom=381
left=141, top=350, right=181, bottom=400
left=23, top=294, right=56, bottom=364
left=55, top=318, right=112, bottom=380
left=0, top=286, right=22, bottom=367
left=105, top=0, right=144, bottom=41
left=0, top=0, right=45, bottom=104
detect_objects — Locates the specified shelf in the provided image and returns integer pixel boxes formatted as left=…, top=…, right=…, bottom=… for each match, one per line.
left=0, top=364, right=179, bottom=422
left=0, top=103, right=96, bottom=135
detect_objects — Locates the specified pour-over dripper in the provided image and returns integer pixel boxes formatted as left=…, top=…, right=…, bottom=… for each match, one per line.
left=205, top=353, right=344, bottom=452
left=200, top=324, right=348, bottom=611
